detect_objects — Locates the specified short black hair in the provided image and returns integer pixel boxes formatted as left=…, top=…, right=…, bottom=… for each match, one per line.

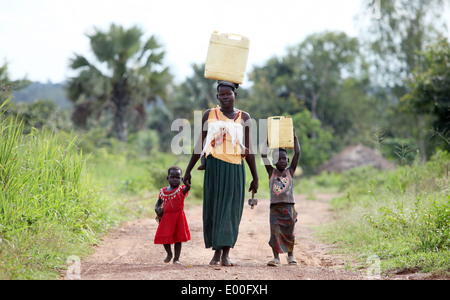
left=273, top=148, right=287, bottom=155
left=217, top=80, right=239, bottom=92
left=168, top=166, right=183, bottom=176
left=271, top=148, right=288, bottom=163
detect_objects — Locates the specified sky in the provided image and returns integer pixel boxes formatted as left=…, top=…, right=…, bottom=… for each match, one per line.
left=0, top=0, right=449, bottom=86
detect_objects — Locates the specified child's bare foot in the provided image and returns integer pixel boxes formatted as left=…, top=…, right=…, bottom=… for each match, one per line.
left=164, top=254, right=172, bottom=263
left=197, top=164, right=206, bottom=170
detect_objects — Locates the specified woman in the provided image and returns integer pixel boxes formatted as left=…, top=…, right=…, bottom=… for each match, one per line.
left=183, top=80, right=258, bottom=266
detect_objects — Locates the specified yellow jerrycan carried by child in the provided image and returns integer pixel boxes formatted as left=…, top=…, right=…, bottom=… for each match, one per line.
left=204, top=31, right=250, bottom=84
left=268, top=116, right=294, bottom=149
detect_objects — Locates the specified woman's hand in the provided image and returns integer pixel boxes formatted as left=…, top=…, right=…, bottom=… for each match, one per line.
left=183, top=172, right=192, bottom=186
left=248, top=178, right=259, bottom=194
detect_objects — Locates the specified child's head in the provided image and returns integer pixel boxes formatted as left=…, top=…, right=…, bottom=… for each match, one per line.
left=167, top=166, right=183, bottom=188
left=272, top=148, right=289, bottom=171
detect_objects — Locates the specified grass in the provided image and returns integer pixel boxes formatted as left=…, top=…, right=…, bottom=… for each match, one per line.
left=0, top=104, right=112, bottom=279
left=318, top=151, right=450, bottom=276
left=86, top=147, right=272, bottom=219
left=2, top=97, right=448, bottom=278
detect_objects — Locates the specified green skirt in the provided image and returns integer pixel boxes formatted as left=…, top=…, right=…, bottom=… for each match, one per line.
left=203, top=156, right=245, bottom=250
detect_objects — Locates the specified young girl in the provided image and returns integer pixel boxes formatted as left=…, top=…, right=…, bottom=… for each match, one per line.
left=154, top=166, right=191, bottom=264
left=261, top=130, right=300, bottom=266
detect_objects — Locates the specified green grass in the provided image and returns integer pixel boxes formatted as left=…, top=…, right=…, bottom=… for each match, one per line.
left=2, top=95, right=447, bottom=278
left=319, top=151, right=450, bottom=276
left=0, top=105, right=112, bottom=279
left=86, top=148, right=272, bottom=220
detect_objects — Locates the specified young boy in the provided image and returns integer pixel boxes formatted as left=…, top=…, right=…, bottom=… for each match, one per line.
left=261, top=130, right=300, bottom=266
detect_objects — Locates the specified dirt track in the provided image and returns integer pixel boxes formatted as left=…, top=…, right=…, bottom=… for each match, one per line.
left=62, top=194, right=430, bottom=280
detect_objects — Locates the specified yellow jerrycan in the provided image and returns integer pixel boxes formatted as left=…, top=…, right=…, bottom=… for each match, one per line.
left=268, top=116, right=294, bottom=149
left=204, top=31, right=250, bottom=84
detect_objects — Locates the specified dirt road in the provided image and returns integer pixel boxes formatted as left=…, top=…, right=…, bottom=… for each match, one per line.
left=64, top=193, right=385, bottom=280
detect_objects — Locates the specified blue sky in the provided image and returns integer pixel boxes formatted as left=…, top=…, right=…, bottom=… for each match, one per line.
left=0, top=0, right=448, bottom=85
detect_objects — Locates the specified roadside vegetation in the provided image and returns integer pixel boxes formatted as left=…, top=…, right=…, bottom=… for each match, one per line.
left=316, top=151, right=449, bottom=276
left=0, top=102, right=110, bottom=279
left=1, top=0, right=448, bottom=279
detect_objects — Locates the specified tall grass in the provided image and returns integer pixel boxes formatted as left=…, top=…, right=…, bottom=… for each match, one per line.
left=0, top=103, right=111, bottom=279
left=320, top=151, right=450, bottom=275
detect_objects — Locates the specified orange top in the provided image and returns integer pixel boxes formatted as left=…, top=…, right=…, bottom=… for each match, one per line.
left=204, top=106, right=244, bottom=165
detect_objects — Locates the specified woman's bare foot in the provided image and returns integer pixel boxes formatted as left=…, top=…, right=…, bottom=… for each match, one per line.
left=221, top=247, right=237, bottom=266
left=221, top=256, right=237, bottom=266
left=209, top=249, right=221, bottom=265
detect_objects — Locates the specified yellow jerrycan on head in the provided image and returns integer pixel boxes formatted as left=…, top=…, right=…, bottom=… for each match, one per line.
left=204, top=31, right=250, bottom=84
left=268, top=116, right=294, bottom=149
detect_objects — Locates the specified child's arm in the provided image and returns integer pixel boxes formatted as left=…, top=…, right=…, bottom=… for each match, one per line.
left=261, top=136, right=274, bottom=176
left=289, top=129, right=301, bottom=177
left=155, top=198, right=164, bottom=217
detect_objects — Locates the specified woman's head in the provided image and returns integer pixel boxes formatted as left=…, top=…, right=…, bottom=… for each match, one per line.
left=216, top=80, right=239, bottom=92
left=216, top=83, right=237, bottom=109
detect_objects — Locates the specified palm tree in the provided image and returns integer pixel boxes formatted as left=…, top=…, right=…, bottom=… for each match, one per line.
left=170, top=63, right=217, bottom=120
left=67, top=24, right=171, bottom=141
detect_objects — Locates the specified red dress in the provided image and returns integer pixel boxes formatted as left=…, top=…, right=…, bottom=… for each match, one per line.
left=154, top=185, right=191, bottom=244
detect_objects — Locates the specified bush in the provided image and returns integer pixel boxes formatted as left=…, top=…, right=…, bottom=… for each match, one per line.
left=0, top=106, right=111, bottom=279
left=322, top=151, right=450, bottom=275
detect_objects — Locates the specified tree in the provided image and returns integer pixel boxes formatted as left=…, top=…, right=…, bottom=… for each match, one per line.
left=248, top=31, right=364, bottom=123
left=244, top=31, right=372, bottom=151
left=361, top=0, right=446, bottom=89
left=359, top=0, right=448, bottom=160
left=170, top=63, right=217, bottom=120
left=291, top=110, right=333, bottom=174
left=67, top=24, right=171, bottom=142
left=402, top=38, right=450, bottom=153
left=0, top=61, right=30, bottom=104
left=284, top=31, right=363, bottom=122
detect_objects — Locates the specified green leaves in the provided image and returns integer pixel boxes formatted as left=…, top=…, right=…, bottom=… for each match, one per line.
left=67, top=24, right=170, bottom=141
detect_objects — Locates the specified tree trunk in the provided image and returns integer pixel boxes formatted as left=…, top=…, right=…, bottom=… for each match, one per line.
left=113, top=102, right=129, bottom=142
left=112, top=78, right=130, bottom=142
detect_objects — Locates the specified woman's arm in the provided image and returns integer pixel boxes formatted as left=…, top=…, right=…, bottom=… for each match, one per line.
left=183, top=181, right=191, bottom=195
left=242, top=111, right=259, bottom=193
left=183, top=109, right=209, bottom=185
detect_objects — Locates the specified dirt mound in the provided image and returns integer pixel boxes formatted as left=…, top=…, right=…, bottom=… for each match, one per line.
left=318, top=144, right=395, bottom=173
